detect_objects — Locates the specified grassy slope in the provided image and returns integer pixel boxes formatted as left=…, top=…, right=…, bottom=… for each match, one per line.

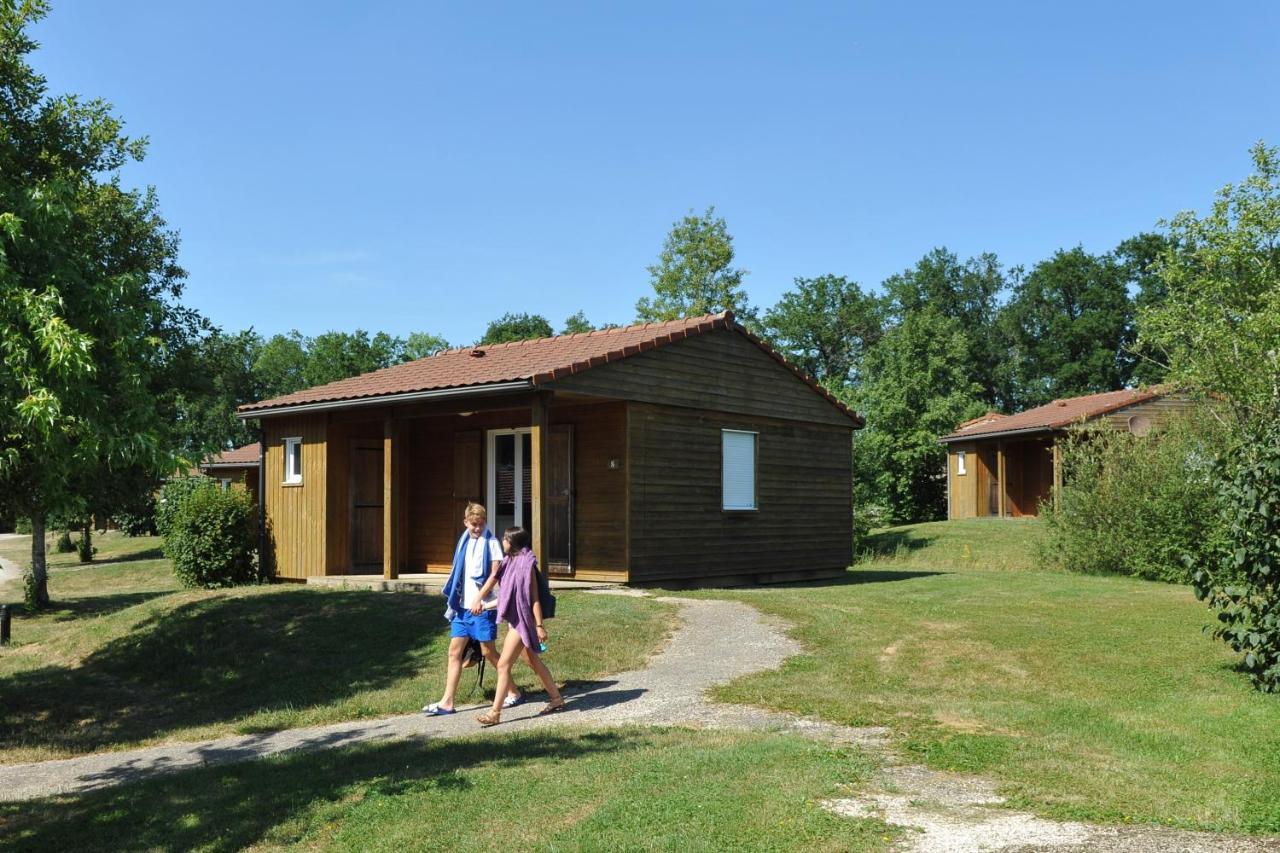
left=0, top=728, right=889, bottom=852
left=677, top=519, right=1280, bottom=835
left=0, top=533, right=678, bottom=763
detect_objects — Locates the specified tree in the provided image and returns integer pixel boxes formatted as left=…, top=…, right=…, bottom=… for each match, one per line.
left=999, top=246, right=1134, bottom=408
left=478, top=312, right=553, bottom=345
left=174, top=328, right=262, bottom=454
left=252, top=331, right=308, bottom=399
left=0, top=1, right=196, bottom=606
left=560, top=310, right=594, bottom=335
left=303, top=330, right=403, bottom=387
left=761, top=275, right=887, bottom=387
left=1115, top=232, right=1171, bottom=386
left=853, top=311, right=986, bottom=523
left=1138, top=142, right=1280, bottom=424
left=635, top=206, right=754, bottom=324
left=404, top=330, right=450, bottom=360
left=883, top=249, right=1012, bottom=410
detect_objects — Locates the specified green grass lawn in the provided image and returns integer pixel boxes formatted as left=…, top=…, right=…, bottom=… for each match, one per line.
left=0, top=728, right=890, bottom=852
left=672, top=519, right=1280, bottom=835
left=0, top=532, right=678, bottom=764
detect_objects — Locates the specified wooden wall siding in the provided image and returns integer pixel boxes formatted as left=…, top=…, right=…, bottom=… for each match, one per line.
left=404, top=401, right=628, bottom=581
left=627, top=402, right=852, bottom=583
left=263, top=415, right=327, bottom=580
left=947, top=443, right=978, bottom=519
left=325, top=419, right=385, bottom=575
left=1094, top=395, right=1197, bottom=433
left=1005, top=438, right=1053, bottom=517
left=546, top=329, right=853, bottom=428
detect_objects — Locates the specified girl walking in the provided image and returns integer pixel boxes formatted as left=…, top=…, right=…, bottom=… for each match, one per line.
left=471, top=525, right=565, bottom=726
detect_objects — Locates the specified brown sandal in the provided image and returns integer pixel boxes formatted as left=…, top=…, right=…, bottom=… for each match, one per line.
left=536, top=701, right=567, bottom=716
left=476, top=710, right=501, bottom=727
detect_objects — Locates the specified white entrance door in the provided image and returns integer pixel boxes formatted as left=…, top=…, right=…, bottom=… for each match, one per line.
left=486, top=428, right=533, bottom=535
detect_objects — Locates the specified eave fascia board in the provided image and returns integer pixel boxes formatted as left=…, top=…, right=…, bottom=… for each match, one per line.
left=236, top=380, right=534, bottom=420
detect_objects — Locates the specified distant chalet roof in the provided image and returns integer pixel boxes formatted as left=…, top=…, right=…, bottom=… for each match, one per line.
left=237, top=312, right=863, bottom=426
left=939, top=388, right=1165, bottom=443
left=201, top=443, right=261, bottom=468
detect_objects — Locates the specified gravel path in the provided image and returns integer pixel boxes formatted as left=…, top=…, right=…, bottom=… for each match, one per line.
left=0, top=588, right=1274, bottom=851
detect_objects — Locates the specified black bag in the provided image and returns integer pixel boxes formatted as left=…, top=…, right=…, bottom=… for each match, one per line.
left=535, top=559, right=556, bottom=619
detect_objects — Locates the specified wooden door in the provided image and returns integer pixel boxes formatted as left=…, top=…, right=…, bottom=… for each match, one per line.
left=350, top=440, right=383, bottom=572
left=979, top=447, right=1000, bottom=517
left=545, top=424, right=573, bottom=575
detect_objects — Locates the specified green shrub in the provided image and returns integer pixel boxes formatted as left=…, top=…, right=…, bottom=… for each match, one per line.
left=1193, top=416, right=1280, bottom=692
left=14, top=517, right=31, bottom=535
left=113, top=492, right=157, bottom=537
left=160, top=479, right=258, bottom=588
left=156, top=477, right=213, bottom=539
left=76, top=526, right=96, bottom=563
left=54, top=530, right=75, bottom=553
left=1039, top=413, right=1229, bottom=583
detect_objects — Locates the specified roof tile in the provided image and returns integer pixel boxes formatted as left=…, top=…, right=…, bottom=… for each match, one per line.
left=941, top=388, right=1164, bottom=441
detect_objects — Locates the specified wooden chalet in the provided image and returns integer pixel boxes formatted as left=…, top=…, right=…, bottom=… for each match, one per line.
left=940, top=388, right=1193, bottom=519
left=236, top=312, right=864, bottom=585
left=199, top=443, right=261, bottom=503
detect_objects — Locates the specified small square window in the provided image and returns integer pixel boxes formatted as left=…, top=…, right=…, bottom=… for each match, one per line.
left=956, top=450, right=967, bottom=476
left=722, top=429, right=757, bottom=511
left=219, top=478, right=232, bottom=492
left=284, top=437, right=303, bottom=484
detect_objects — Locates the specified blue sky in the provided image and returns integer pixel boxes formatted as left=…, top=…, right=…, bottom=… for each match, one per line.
left=31, top=2, right=1280, bottom=346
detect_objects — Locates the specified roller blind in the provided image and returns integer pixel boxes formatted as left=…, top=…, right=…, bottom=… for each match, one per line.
left=722, top=430, right=757, bottom=510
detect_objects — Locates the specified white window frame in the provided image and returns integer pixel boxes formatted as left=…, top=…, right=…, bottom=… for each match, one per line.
left=487, top=428, right=533, bottom=528
left=283, top=437, right=303, bottom=485
left=219, top=477, right=233, bottom=491
left=721, top=429, right=758, bottom=511
left=956, top=450, right=967, bottom=476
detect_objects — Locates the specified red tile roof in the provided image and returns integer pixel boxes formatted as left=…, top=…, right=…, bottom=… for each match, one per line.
left=237, top=312, right=863, bottom=425
left=202, top=443, right=261, bottom=467
left=940, top=388, right=1164, bottom=442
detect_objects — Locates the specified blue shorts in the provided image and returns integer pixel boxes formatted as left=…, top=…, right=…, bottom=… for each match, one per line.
left=450, top=610, right=497, bottom=642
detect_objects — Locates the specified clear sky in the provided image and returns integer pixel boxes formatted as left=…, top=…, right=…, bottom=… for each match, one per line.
left=30, top=2, right=1280, bottom=346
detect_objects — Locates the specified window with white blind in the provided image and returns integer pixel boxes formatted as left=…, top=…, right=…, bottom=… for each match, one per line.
left=956, top=450, right=967, bottom=476
left=722, top=429, right=757, bottom=511
left=284, top=437, right=303, bottom=484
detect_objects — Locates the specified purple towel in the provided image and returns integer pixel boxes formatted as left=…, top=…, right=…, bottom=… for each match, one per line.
left=496, top=548, right=541, bottom=653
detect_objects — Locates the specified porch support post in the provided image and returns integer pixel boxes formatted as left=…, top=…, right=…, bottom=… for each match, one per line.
left=530, top=392, right=550, bottom=560
left=383, top=414, right=401, bottom=580
left=1052, top=440, right=1063, bottom=511
left=997, top=441, right=1007, bottom=518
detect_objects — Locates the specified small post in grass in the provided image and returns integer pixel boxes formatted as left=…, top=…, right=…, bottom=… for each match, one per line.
left=0, top=605, right=10, bottom=645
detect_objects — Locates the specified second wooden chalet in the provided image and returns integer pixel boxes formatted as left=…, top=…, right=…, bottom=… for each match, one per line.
left=940, top=388, right=1193, bottom=519
left=237, top=312, right=864, bottom=585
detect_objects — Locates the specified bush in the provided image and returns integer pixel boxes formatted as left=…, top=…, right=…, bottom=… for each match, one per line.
left=160, top=479, right=258, bottom=588
left=14, top=517, right=31, bottom=535
left=156, top=477, right=213, bottom=539
left=1193, top=416, right=1280, bottom=692
left=113, top=492, right=157, bottom=537
left=54, top=530, right=75, bottom=553
left=76, top=527, right=96, bottom=563
left=1039, top=413, right=1230, bottom=583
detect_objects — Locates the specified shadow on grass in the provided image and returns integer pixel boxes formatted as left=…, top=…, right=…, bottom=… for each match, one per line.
left=0, top=589, right=448, bottom=756
left=0, top=730, right=643, bottom=853
left=82, top=547, right=167, bottom=566
left=861, top=527, right=937, bottom=558
left=45, top=591, right=175, bottom=621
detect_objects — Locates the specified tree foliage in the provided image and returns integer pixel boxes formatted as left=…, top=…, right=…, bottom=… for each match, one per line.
left=560, top=310, right=595, bottom=335
left=0, top=1, right=197, bottom=606
left=478, top=312, right=553, bottom=345
left=761, top=275, right=886, bottom=386
left=404, top=330, right=450, bottom=360
left=635, top=206, right=754, bottom=324
left=852, top=311, right=985, bottom=523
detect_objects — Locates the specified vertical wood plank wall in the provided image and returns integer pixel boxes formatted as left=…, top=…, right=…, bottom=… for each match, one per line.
left=627, top=402, right=852, bottom=583
left=263, top=414, right=327, bottom=580
left=947, top=443, right=978, bottom=519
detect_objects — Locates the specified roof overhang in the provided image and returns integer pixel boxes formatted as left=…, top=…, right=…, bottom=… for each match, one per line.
left=939, top=425, right=1058, bottom=444
left=201, top=461, right=260, bottom=469
left=237, top=380, right=534, bottom=420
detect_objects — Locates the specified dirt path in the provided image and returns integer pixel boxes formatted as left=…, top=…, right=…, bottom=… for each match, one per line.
left=0, top=590, right=1272, bottom=851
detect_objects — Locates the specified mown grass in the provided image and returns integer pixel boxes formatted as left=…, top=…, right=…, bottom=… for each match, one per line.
left=0, top=533, right=678, bottom=763
left=857, top=518, right=1049, bottom=572
left=0, top=728, right=889, bottom=852
left=673, top=519, right=1280, bottom=836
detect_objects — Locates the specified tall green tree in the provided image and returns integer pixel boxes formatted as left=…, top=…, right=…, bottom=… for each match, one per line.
left=761, top=274, right=887, bottom=387
left=560, top=310, right=594, bottom=335
left=1138, top=142, right=1280, bottom=424
left=1115, top=232, right=1171, bottom=386
left=253, top=331, right=308, bottom=398
left=0, top=0, right=196, bottom=606
left=403, top=330, right=450, bottom=360
left=635, top=206, right=755, bottom=324
left=853, top=311, right=985, bottom=523
left=882, top=249, right=1011, bottom=409
left=478, top=312, right=553, bottom=345
left=999, top=246, right=1135, bottom=408
left=174, top=328, right=262, bottom=454
left=303, top=330, right=403, bottom=387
